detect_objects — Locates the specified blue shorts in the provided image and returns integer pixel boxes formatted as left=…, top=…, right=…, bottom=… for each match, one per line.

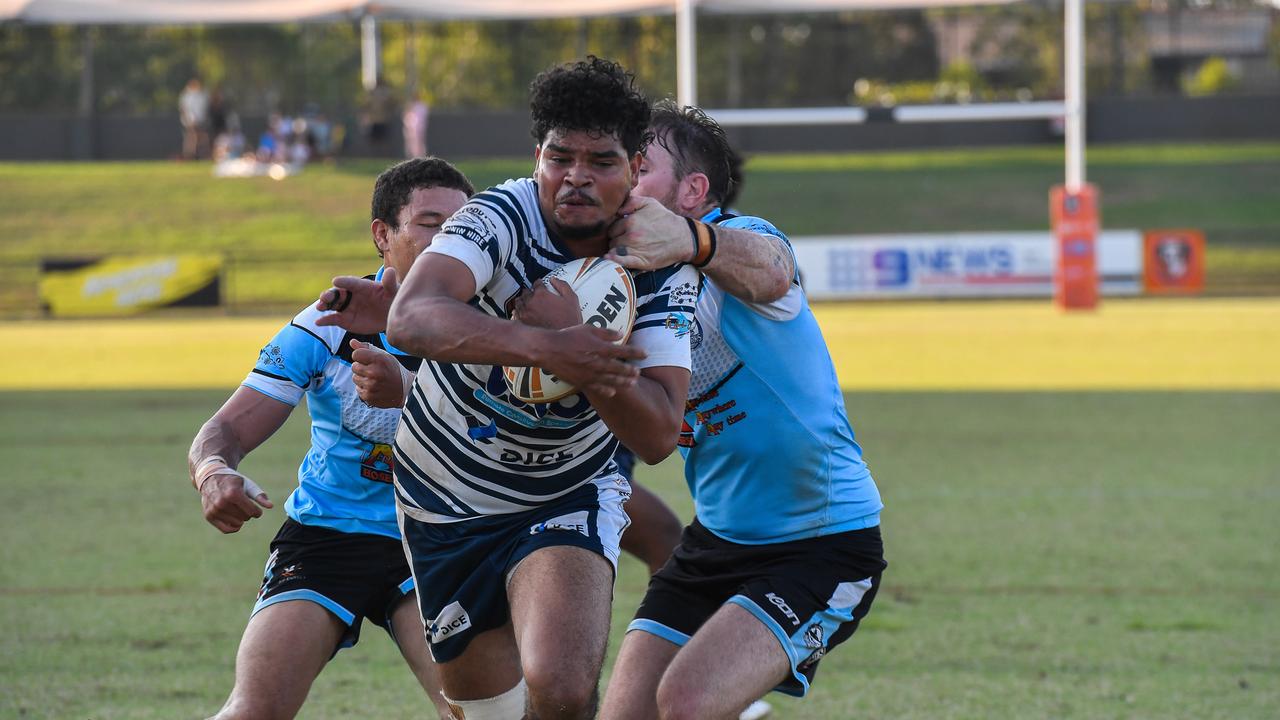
left=399, top=474, right=631, bottom=663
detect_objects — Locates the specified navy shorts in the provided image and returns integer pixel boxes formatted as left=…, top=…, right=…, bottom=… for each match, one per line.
left=252, top=517, right=415, bottom=651
left=628, top=519, right=886, bottom=697
left=400, top=474, right=631, bottom=663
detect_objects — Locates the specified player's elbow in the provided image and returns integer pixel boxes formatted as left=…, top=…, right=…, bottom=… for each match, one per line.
left=631, top=422, right=680, bottom=465
left=753, top=270, right=792, bottom=303
left=386, top=298, right=442, bottom=357
left=634, top=436, right=677, bottom=466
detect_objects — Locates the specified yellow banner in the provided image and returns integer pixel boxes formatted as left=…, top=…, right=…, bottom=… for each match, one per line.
left=39, top=254, right=223, bottom=317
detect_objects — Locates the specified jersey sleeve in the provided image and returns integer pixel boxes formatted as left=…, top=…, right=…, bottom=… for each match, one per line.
left=717, top=214, right=803, bottom=322
left=424, top=189, right=520, bottom=298
left=628, top=264, right=700, bottom=371
left=241, top=305, right=341, bottom=406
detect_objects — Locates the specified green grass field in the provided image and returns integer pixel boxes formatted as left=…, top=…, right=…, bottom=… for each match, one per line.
left=2, top=141, right=1279, bottom=314
left=2, top=388, right=1277, bottom=719
left=1, top=143, right=1277, bottom=717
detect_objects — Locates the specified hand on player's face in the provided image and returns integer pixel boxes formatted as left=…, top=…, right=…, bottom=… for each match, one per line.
left=316, top=271, right=397, bottom=334
left=605, top=194, right=691, bottom=271
left=511, top=278, right=582, bottom=330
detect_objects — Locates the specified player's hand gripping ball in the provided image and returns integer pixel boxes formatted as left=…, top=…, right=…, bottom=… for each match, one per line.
left=504, top=257, right=636, bottom=403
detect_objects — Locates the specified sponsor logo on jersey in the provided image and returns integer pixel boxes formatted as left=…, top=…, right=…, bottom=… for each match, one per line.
left=358, top=442, right=395, bottom=483
left=670, top=281, right=698, bottom=306
left=664, top=312, right=693, bottom=338
left=429, top=601, right=472, bottom=643
left=677, top=418, right=696, bottom=448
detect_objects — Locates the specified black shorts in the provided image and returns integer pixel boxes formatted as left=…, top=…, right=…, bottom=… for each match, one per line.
left=629, top=519, right=886, bottom=697
left=252, top=518, right=415, bottom=651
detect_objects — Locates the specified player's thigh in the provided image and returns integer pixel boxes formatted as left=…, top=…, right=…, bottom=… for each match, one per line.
left=220, top=600, right=346, bottom=719
left=658, top=603, right=790, bottom=720
left=508, top=545, right=615, bottom=687
left=620, top=481, right=682, bottom=573
left=599, top=630, right=681, bottom=720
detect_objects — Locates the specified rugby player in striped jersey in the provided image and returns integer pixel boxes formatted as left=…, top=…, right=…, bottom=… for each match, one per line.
left=318, top=58, right=697, bottom=720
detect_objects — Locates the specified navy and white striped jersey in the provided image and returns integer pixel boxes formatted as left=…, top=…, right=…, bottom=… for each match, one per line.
left=393, top=177, right=699, bottom=523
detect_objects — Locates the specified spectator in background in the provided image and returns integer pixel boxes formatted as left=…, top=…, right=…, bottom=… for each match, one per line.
left=179, top=77, right=209, bottom=160
left=287, top=117, right=313, bottom=166
left=402, top=92, right=429, bottom=158
left=303, top=103, right=333, bottom=159
left=257, top=114, right=283, bottom=163
left=363, top=78, right=395, bottom=149
left=209, top=87, right=229, bottom=145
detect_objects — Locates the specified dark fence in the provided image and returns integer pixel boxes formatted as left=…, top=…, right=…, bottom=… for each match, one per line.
left=2, top=94, right=1279, bottom=161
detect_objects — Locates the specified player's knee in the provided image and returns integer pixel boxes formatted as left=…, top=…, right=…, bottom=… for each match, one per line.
left=212, top=694, right=295, bottom=720
left=655, top=673, right=715, bottom=720
left=523, top=663, right=598, bottom=720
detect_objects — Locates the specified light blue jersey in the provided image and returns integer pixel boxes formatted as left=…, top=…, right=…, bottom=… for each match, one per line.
left=679, top=210, right=883, bottom=544
left=242, top=268, right=417, bottom=539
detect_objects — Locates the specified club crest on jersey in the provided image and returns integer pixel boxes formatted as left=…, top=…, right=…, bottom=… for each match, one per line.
left=358, top=442, right=394, bottom=483
left=257, top=343, right=286, bottom=371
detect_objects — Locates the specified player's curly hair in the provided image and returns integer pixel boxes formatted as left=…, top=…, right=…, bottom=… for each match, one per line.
left=529, top=56, right=651, bottom=156
left=648, top=100, right=736, bottom=207
left=371, top=156, right=474, bottom=228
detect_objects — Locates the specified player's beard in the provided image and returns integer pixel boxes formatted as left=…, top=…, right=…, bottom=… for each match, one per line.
left=553, top=216, right=608, bottom=241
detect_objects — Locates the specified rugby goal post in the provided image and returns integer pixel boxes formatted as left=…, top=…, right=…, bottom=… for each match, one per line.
left=677, top=0, right=1097, bottom=308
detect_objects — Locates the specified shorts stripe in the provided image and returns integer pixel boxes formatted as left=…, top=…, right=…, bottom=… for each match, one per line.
left=253, top=589, right=357, bottom=627
left=727, top=595, right=812, bottom=697
left=626, top=618, right=691, bottom=647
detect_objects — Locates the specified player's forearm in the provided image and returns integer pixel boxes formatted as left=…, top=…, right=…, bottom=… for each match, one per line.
left=699, top=225, right=794, bottom=303
left=386, top=294, right=553, bottom=367
left=588, top=373, right=686, bottom=465
left=188, top=418, right=247, bottom=485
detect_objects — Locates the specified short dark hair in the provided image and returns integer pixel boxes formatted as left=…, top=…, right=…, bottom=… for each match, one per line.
left=648, top=100, right=735, bottom=207
left=529, top=56, right=651, bottom=157
left=371, top=157, right=474, bottom=227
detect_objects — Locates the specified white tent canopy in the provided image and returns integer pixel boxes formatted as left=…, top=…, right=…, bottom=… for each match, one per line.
left=2, top=0, right=1018, bottom=25
left=0, top=0, right=1083, bottom=189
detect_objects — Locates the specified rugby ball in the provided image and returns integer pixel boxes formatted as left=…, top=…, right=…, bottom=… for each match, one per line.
left=503, top=257, right=636, bottom=403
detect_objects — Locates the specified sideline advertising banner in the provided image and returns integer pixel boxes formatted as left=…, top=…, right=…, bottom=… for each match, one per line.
left=39, top=254, right=223, bottom=317
left=792, top=230, right=1143, bottom=300
left=1143, top=229, right=1206, bottom=294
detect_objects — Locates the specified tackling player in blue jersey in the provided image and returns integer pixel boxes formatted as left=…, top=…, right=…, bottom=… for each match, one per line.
left=186, top=158, right=473, bottom=720
left=598, top=103, right=887, bottom=720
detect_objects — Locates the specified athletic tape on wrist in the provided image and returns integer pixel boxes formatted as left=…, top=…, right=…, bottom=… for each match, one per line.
left=194, top=457, right=266, bottom=500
